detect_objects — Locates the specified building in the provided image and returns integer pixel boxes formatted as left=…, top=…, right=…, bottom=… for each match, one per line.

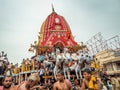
left=86, top=33, right=120, bottom=75
left=96, top=49, right=120, bottom=75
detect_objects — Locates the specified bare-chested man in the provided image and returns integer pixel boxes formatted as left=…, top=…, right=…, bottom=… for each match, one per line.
left=17, top=73, right=42, bottom=90
left=81, top=68, right=101, bottom=90
left=53, top=70, right=72, bottom=90
left=0, top=75, right=14, bottom=90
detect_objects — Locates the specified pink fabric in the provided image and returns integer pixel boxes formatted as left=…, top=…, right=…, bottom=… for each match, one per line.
left=0, top=86, right=3, bottom=90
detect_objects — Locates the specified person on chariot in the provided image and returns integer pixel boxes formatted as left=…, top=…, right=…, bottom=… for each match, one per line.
left=21, top=59, right=25, bottom=72
left=25, top=58, right=31, bottom=71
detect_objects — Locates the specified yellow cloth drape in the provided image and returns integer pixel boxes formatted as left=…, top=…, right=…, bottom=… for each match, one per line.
left=13, top=68, right=17, bottom=74
left=91, top=61, right=102, bottom=71
left=25, top=65, right=30, bottom=71
left=32, top=61, right=35, bottom=70
left=89, top=75, right=98, bottom=90
left=14, top=68, right=20, bottom=74
left=21, top=64, right=25, bottom=72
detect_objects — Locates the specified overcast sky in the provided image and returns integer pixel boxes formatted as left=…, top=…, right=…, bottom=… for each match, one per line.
left=0, top=0, right=120, bottom=65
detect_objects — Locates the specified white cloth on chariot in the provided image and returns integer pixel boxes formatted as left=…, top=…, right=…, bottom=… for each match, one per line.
left=51, top=52, right=55, bottom=59
left=56, top=54, right=62, bottom=60
left=79, top=53, right=85, bottom=61
left=64, top=47, right=68, bottom=52
left=60, top=53, right=66, bottom=60
left=43, top=60, right=53, bottom=67
left=69, top=62, right=77, bottom=71
left=55, top=48, right=60, bottom=56
left=39, top=68, right=45, bottom=75
left=65, top=52, right=71, bottom=60
left=71, top=53, right=78, bottom=61
left=56, top=54, right=63, bottom=65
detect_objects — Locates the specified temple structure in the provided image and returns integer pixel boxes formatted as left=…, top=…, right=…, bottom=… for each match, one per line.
left=35, top=7, right=80, bottom=54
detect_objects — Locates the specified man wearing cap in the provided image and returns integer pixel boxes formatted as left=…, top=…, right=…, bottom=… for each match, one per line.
left=16, top=73, right=43, bottom=90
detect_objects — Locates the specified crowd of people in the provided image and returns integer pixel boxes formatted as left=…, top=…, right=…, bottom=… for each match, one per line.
left=0, top=47, right=120, bottom=90
left=0, top=51, right=10, bottom=75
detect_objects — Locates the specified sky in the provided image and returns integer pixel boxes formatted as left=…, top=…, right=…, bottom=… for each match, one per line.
left=0, top=0, right=120, bottom=65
